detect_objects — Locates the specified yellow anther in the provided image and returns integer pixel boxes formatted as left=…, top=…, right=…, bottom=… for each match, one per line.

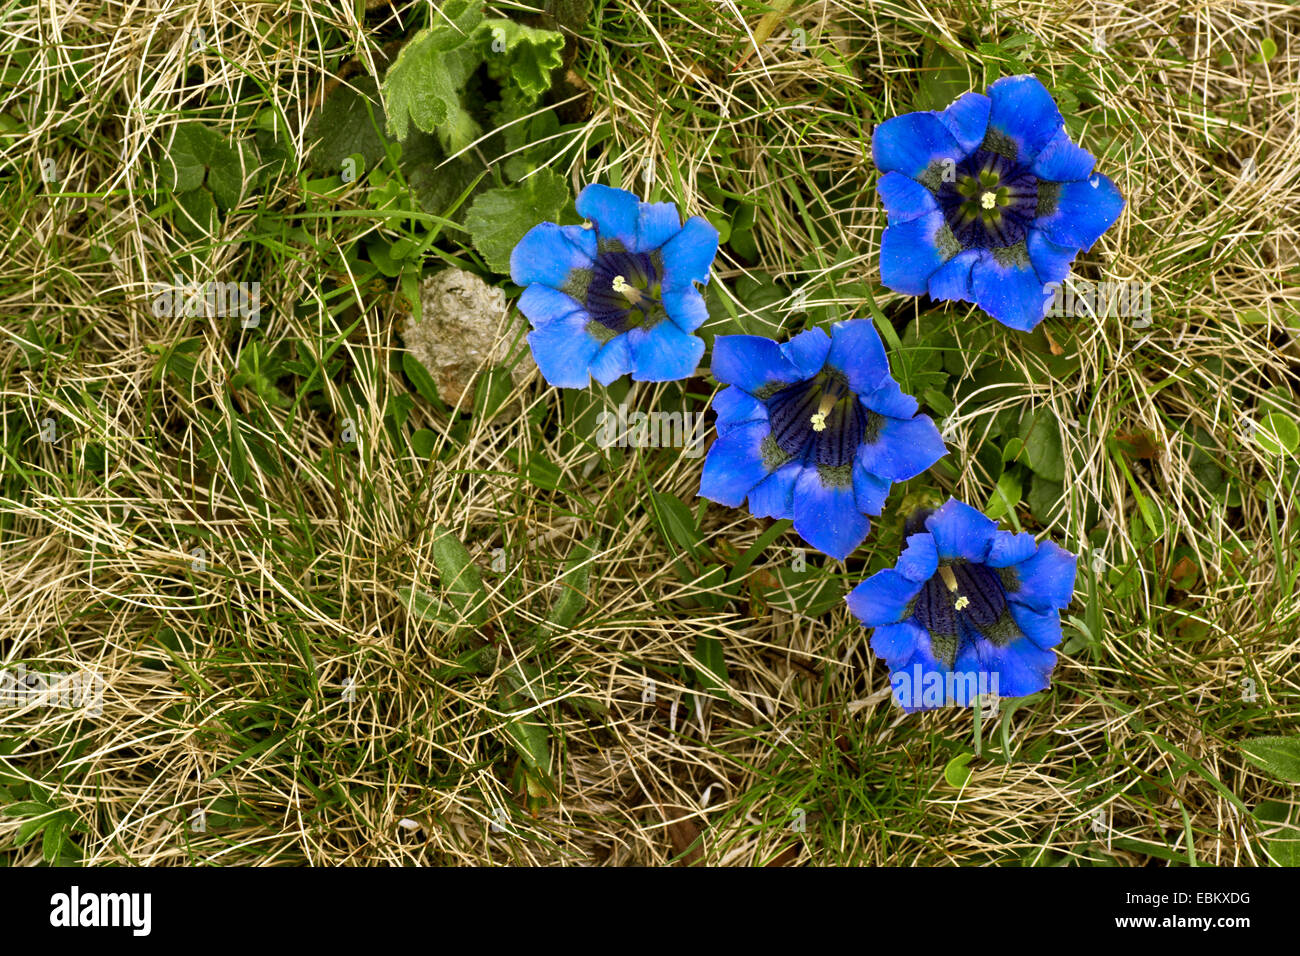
left=954, top=595, right=971, bottom=611
left=612, top=274, right=642, bottom=304
left=939, top=565, right=959, bottom=592
left=809, top=393, right=837, bottom=433
left=980, top=191, right=998, bottom=210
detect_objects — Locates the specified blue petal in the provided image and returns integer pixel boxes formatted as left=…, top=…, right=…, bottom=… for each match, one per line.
left=859, top=376, right=919, bottom=419
left=880, top=211, right=957, bottom=296
left=527, top=312, right=602, bottom=388
left=662, top=286, right=709, bottom=332
left=1036, top=174, right=1125, bottom=252
left=825, top=319, right=890, bottom=394
left=1030, top=126, right=1096, bottom=182
left=793, top=468, right=870, bottom=561
left=983, top=638, right=1056, bottom=698
left=970, top=249, right=1052, bottom=331
left=518, top=283, right=584, bottom=328
left=925, top=498, right=997, bottom=562
left=588, top=335, right=633, bottom=385
left=1006, top=540, right=1077, bottom=611
left=846, top=569, right=922, bottom=626
left=927, top=249, right=980, bottom=303
left=869, top=620, right=927, bottom=664
left=779, top=327, right=832, bottom=379
left=659, top=216, right=719, bottom=289
left=576, top=184, right=639, bottom=250
left=852, top=457, right=892, bottom=515
left=510, top=222, right=597, bottom=289
left=1027, top=229, right=1079, bottom=289
left=699, top=419, right=772, bottom=507
left=939, top=92, right=992, bottom=155
left=986, top=530, right=1038, bottom=567
left=877, top=171, right=939, bottom=224
left=890, top=654, right=952, bottom=711
left=635, top=200, right=682, bottom=252
left=872, top=111, right=964, bottom=179
left=897, top=533, right=940, bottom=584
left=747, top=461, right=801, bottom=519
left=712, top=385, right=766, bottom=437
left=1008, top=603, right=1064, bottom=650
left=985, top=75, right=1064, bottom=164
left=628, top=321, right=704, bottom=382
left=711, top=335, right=802, bottom=394
left=857, top=413, right=947, bottom=481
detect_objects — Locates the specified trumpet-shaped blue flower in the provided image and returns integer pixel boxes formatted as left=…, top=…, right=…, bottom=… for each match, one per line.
left=873, top=75, right=1125, bottom=331
left=846, top=498, right=1077, bottom=711
left=699, top=320, right=946, bottom=561
left=510, top=184, right=720, bottom=388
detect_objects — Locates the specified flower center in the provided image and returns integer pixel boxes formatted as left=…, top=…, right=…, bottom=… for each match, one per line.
left=912, top=560, right=1021, bottom=667
left=764, top=372, right=881, bottom=469
left=935, top=148, right=1039, bottom=249
left=587, top=251, right=664, bottom=332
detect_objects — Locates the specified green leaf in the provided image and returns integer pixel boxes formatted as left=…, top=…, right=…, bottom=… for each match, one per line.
left=1019, top=408, right=1066, bottom=482
left=546, top=536, right=599, bottom=634
left=984, top=470, right=1022, bottom=520
left=430, top=525, right=489, bottom=629
left=402, top=352, right=441, bottom=404
left=164, top=122, right=246, bottom=210
left=651, top=491, right=702, bottom=561
left=480, top=19, right=565, bottom=103
left=1256, top=412, right=1299, bottom=455
left=502, top=705, right=550, bottom=775
left=914, top=42, right=970, bottom=111
left=472, top=364, right=515, bottom=418
left=305, top=76, right=391, bottom=174
left=397, top=586, right=458, bottom=632
left=693, top=633, right=729, bottom=691
left=944, top=752, right=975, bottom=788
left=410, top=428, right=436, bottom=459
left=1240, top=736, right=1300, bottom=784
left=463, top=168, right=570, bottom=274
left=1027, top=473, right=1065, bottom=525
left=380, top=0, right=487, bottom=149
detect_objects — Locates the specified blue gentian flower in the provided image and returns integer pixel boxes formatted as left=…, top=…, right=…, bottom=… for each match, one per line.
left=698, top=320, right=947, bottom=561
left=846, top=498, right=1077, bottom=711
left=510, top=184, right=720, bottom=388
left=873, top=75, right=1125, bottom=331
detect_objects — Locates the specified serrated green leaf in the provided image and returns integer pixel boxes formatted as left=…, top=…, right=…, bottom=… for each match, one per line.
left=463, top=168, right=569, bottom=274
left=380, top=0, right=486, bottom=149
left=305, top=76, right=391, bottom=174
left=480, top=18, right=565, bottom=103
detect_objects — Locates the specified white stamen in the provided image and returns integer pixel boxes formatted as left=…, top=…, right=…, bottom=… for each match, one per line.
left=980, top=191, right=997, bottom=210
left=954, top=595, right=971, bottom=611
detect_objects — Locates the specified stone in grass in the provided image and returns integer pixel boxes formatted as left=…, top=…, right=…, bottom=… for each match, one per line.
left=401, top=267, right=535, bottom=411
